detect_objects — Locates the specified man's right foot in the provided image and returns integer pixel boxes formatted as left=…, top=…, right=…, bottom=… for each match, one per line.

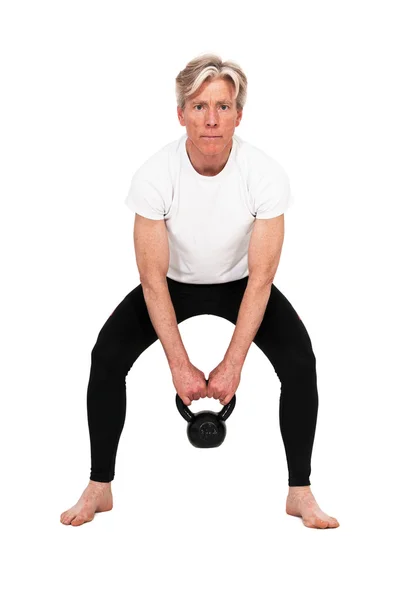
left=60, top=480, right=113, bottom=526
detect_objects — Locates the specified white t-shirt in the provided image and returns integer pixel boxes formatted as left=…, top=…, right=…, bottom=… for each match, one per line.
left=125, top=132, right=294, bottom=284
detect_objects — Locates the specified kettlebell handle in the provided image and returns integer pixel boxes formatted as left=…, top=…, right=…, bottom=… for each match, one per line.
left=175, top=378, right=236, bottom=423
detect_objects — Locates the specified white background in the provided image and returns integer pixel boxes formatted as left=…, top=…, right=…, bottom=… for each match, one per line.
left=1, top=0, right=399, bottom=598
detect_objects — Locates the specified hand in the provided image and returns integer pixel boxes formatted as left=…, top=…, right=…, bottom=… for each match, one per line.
left=207, top=359, right=241, bottom=405
left=170, top=361, right=208, bottom=407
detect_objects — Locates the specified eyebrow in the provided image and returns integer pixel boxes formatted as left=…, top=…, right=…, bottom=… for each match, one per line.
left=191, top=99, right=232, bottom=105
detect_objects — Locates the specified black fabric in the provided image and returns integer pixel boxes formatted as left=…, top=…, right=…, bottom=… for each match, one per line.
left=87, top=276, right=318, bottom=486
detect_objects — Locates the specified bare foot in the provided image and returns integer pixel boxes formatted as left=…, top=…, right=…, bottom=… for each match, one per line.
left=60, top=480, right=113, bottom=526
left=286, top=485, right=340, bottom=529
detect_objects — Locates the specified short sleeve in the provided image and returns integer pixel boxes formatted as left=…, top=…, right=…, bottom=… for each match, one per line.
left=124, top=174, right=165, bottom=220
left=254, top=161, right=295, bottom=219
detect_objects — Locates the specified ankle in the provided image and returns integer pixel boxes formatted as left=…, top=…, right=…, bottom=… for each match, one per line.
left=89, top=480, right=112, bottom=489
left=288, top=485, right=312, bottom=494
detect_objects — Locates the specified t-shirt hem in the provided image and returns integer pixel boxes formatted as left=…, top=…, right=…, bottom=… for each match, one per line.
left=125, top=200, right=165, bottom=220
left=255, top=209, right=285, bottom=219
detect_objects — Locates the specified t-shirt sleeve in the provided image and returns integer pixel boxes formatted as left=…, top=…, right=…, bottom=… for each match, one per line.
left=254, top=160, right=295, bottom=219
left=124, top=174, right=166, bottom=220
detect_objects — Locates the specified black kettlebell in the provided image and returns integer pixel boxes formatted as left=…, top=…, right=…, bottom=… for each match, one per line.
left=175, top=379, right=236, bottom=448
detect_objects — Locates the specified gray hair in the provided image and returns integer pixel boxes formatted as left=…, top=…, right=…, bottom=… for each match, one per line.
left=175, top=53, right=248, bottom=111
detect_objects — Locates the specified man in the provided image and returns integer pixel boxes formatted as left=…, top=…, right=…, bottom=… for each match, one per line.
left=60, top=54, right=339, bottom=529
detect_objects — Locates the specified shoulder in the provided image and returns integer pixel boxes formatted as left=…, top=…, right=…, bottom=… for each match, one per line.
left=131, top=137, right=181, bottom=183
left=235, top=136, right=289, bottom=183
left=235, top=137, right=294, bottom=214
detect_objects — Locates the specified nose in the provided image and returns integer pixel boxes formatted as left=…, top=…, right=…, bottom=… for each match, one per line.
left=205, top=108, right=219, bottom=126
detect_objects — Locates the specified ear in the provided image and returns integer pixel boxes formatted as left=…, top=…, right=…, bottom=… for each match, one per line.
left=235, top=108, right=243, bottom=126
left=177, top=105, right=185, bottom=126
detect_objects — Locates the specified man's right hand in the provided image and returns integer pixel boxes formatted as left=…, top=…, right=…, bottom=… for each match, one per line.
left=170, top=361, right=208, bottom=406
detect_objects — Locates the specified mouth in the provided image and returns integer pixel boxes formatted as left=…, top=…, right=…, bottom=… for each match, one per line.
left=202, top=136, right=222, bottom=138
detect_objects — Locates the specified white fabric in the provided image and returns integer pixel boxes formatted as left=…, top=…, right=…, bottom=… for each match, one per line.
left=125, top=133, right=294, bottom=284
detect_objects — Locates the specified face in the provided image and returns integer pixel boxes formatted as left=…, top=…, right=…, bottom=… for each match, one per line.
left=177, top=77, right=243, bottom=157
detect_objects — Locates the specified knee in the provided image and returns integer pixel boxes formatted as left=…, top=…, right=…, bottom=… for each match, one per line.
left=297, top=347, right=316, bottom=371
left=90, top=341, right=125, bottom=373
left=280, top=348, right=317, bottom=382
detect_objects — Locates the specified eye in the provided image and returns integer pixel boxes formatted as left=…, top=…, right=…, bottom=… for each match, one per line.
left=194, top=104, right=229, bottom=110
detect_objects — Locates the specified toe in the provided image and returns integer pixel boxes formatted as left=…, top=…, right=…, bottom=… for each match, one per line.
left=63, top=512, right=76, bottom=525
left=303, top=519, right=317, bottom=528
left=303, top=517, right=329, bottom=529
left=70, top=515, right=85, bottom=526
left=329, top=518, right=340, bottom=528
left=71, top=513, right=93, bottom=526
left=61, top=506, right=79, bottom=524
left=316, top=518, right=330, bottom=528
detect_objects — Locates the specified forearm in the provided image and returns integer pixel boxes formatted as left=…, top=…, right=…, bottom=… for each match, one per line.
left=141, top=279, right=189, bottom=369
left=224, top=279, right=273, bottom=368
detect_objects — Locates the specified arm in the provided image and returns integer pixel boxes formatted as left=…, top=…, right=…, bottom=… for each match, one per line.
left=134, top=214, right=190, bottom=369
left=224, top=214, right=285, bottom=368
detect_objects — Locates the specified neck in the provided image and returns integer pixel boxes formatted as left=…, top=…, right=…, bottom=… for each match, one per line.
left=185, top=137, right=233, bottom=176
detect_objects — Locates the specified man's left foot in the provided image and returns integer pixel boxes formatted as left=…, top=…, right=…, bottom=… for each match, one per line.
left=286, top=486, right=340, bottom=529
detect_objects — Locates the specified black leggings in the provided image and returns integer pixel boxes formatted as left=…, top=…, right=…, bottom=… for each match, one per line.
left=87, top=276, right=318, bottom=486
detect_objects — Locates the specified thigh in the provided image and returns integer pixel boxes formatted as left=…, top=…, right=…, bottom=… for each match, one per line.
left=91, top=283, right=154, bottom=372
left=90, top=280, right=208, bottom=373
left=253, top=284, right=316, bottom=377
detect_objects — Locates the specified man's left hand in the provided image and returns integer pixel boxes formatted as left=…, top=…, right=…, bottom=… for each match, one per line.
left=207, top=359, right=242, bottom=405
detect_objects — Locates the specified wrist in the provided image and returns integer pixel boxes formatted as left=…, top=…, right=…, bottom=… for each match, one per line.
left=223, top=353, right=245, bottom=370
left=169, top=356, right=190, bottom=370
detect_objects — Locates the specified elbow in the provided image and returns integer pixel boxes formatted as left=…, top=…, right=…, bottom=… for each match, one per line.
left=247, top=272, right=275, bottom=288
left=140, top=274, right=168, bottom=290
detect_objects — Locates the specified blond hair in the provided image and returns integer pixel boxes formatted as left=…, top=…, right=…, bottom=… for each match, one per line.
left=175, top=53, right=247, bottom=111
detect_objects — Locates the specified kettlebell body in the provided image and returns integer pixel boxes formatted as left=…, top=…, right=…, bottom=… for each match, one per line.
left=175, top=379, right=236, bottom=448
